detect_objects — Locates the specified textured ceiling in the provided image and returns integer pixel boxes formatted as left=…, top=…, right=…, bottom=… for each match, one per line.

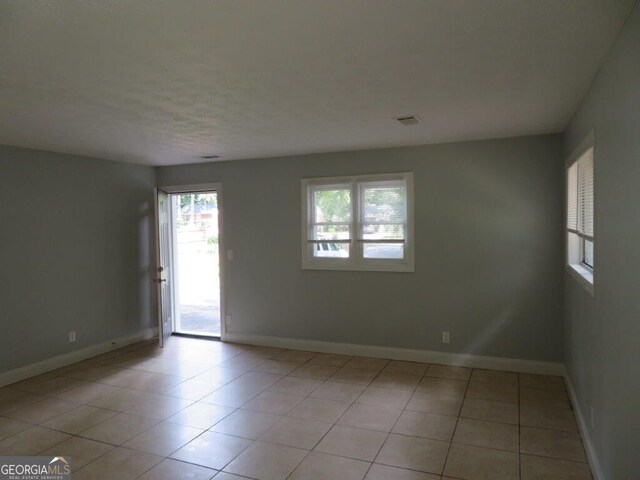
left=0, top=0, right=635, bottom=165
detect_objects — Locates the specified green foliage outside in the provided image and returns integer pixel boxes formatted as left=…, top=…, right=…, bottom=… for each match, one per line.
left=313, top=186, right=405, bottom=239
left=314, top=189, right=351, bottom=222
left=178, top=193, right=217, bottom=228
left=180, top=193, right=217, bottom=210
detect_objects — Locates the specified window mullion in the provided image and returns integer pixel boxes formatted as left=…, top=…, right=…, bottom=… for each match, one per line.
left=307, top=186, right=313, bottom=241
left=352, top=181, right=359, bottom=264
left=308, top=187, right=316, bottom=236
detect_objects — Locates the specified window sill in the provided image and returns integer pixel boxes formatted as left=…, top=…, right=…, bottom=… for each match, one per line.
left=302, top=260, right=414, bottom=273
left=566, top=264, right=594, bottom=296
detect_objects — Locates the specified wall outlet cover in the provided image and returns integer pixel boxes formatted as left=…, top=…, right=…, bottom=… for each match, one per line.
left=442, top=331, right=450, bottom=344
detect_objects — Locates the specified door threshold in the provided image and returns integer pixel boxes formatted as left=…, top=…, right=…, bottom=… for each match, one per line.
left=172, top=332, right=221, bottom=341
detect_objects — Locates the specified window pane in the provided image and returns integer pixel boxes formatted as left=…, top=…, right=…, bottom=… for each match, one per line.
left=313, top=188, right=351, bottom=223
left=362, top=224, right=404, bottom=240
left=312, top=242, right=350, bottom=258
left=362, top=183, right=406, bottom=223
left=312, top=224, right=350, bottom=240
left=567, top=162, right=578, bottom=230
left=578, top=149, right=594, bottom=237
left=583, top=239, right=594, bottom=268
left=363, top=243, right=404, bottom=259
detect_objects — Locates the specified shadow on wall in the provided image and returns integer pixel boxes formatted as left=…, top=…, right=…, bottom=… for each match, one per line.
left=137, top=201, right=155, bottom=331
left=463, top=301, right=517, bottom=357
left=433, top=156, right=560, bottom=359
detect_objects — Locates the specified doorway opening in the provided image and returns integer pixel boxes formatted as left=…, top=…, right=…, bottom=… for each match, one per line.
left=170, top=191, right=221, bottom=337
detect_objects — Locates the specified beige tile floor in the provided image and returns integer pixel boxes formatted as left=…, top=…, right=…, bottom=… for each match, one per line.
left=0, top=337, right=593, bottom=480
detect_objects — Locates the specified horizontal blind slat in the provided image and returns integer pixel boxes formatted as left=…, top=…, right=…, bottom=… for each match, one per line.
left=567, top=162, right=578, bottom=230
left=359, top=180, right=407, bottom=243
left=577, top=149, right=594, bottom=237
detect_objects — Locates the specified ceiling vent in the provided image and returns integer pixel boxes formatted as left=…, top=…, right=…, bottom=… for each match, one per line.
left=396, top=115, right=421, bottom=126
left=201, top=155, right=219, bottom=160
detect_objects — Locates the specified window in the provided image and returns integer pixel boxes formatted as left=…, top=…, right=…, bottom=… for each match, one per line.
left=302, top=173, right=414, bottom=272
left=567, top=136, right=594, bottom=292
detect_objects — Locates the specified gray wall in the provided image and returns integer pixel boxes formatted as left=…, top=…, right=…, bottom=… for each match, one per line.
left=158, top=134, right=565, bottom=362
left=0, top=146, right=156, bottom=373
left=563, top=2, right=640, bottom=478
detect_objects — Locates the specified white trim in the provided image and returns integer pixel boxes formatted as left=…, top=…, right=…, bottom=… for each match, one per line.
left=154, top=187, right=171, bottom=347
left=566, top=130, right=595, bottom=167
left=566, top=264, right=595, bottom=296
left=169, top=195, right=181, bottom=333
left=301, top=172, right=414, bottom=272
left=160, top=183, right=221, bottom=194
left=159, top=182, right=227, bottom=341
left=0, top=327, right=158, bottom=388
left=224, top=333, right=564, bottom=375
left=564, top=371, right=604, bottom=480
left=566, top=131, right=595, bottom=295
left=217, top=185, right=227, bottom=341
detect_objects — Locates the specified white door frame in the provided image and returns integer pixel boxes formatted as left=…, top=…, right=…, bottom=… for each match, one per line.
left=154, top=188, right=173, bottom=347
left=159, top=183, right=227, bottom=341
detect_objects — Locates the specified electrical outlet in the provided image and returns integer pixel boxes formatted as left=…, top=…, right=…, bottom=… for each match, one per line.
left=68, top=331, right=76, bottom=343
left=442, top=331, right=450, bottom=344
left=226, top=250, right=234, bottom=260
left=225, top=314, right=232, bottom=329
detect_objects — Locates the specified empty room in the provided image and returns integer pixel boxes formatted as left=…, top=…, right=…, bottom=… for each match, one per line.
left=0, top=1, right=638, bottom=479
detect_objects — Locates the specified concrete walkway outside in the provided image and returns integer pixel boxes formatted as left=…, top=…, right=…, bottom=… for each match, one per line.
left=176, top=238, right=220, bottom=336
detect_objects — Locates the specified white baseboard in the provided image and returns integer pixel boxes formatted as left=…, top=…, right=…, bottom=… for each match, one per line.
left=0, top=327, right=158, bottom=388
left=564, top=371, right=604, bottom=480
left=225, top=333, right=564, bottom=375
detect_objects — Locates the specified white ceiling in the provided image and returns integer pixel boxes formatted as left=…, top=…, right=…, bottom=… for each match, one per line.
left=0, top=1, right=635, bottom=166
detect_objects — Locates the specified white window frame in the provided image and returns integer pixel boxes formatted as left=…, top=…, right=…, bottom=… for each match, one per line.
left=301, top=172, right=414, bottom=272
left=566, top=132, right=595, bottom=295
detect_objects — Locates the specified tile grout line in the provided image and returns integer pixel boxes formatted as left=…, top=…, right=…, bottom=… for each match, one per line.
left=440, top=367, right=472, bottom=479
left=282, top=356, right=389, bottom=480
left=1, top=341, right=589, bottom=480
left=130, top=342, right=266, bottom=479
left=361, top=360, right=424, bottom=479
left=22, top=340, right=252, bottom=478
left=518, top=371, right=522, bottom=480
left=195, top=346, right=312, bottom=479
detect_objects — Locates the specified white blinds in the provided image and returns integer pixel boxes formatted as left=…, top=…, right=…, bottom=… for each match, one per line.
left=359, top=180, right=407, bottom=241
left=578, top=150, right=594, bottom=238
left=567, top=162, right=578, bottom=231
left=568, top=148, right=594, bottom=241
left=310, top=185, right=351, bottom=240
